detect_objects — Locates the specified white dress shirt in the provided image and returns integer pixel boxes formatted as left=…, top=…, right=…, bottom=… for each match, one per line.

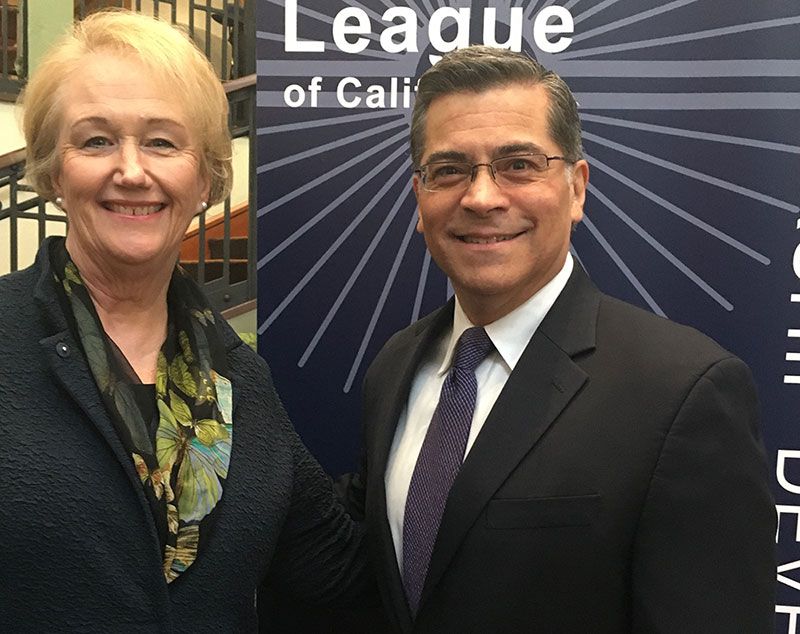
left=384, top=254, right=575, bottom=571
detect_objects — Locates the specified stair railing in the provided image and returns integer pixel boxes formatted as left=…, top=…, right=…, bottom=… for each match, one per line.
left=5, top=1, right=254, bottom=97
left=184, top=72, right=256, bottom=311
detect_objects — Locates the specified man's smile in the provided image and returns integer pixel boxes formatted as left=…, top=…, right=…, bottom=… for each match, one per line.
left=456, top=231, right=524, bottom=244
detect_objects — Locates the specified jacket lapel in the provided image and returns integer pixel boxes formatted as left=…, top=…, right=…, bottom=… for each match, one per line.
left=33, top=240, right=162, bottom=545
left=41, top=329, right=145, bottom=481
left=419, top=265, right=601, bottom=610
left=372, top=305, right=454, bottom=474
left=366, top=303, right=455, bottom=632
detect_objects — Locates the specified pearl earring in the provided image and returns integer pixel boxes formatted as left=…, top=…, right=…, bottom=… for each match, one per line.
left=201, top=201, right=208, bottom=212
left=55, top=196, right=63, bottom=208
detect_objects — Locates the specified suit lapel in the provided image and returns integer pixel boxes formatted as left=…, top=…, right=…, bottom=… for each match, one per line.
left=367, top=303, right=454, bottom=632
left=367, top=302, right=454, bottom=490
left=419, top=265, right=601, bottom=610
left=368, top=329, right=418, bottom=630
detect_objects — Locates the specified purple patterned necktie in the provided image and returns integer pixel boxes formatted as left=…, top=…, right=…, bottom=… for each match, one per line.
left=402, top=326, right=493, bottom=617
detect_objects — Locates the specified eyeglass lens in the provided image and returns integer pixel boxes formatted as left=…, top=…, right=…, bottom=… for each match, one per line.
left=422, top=154, right=559, bottom=191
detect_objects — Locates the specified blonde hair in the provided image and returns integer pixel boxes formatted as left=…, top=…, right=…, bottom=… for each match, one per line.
left=19, top=9, right=232, bottom=204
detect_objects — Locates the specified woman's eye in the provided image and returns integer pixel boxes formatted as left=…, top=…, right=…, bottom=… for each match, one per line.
left=83, top=136, right=110, bottom=148
left=150, top=138, right=175, bottom=149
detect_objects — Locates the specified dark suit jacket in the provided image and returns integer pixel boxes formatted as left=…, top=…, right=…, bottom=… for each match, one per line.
left=349, top=264, right=775, bottom=634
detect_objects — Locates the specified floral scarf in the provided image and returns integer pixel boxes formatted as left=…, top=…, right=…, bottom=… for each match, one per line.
left=51, top=240, right=233, bottom=582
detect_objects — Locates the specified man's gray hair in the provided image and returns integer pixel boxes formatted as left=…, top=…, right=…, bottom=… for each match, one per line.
left=410, top=46, right=583, bottom=168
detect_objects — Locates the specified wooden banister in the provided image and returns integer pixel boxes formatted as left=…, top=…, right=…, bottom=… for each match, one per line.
left=224, top=73, right=256, bottom=94
left=180, top=199, right=249, bottom=261
left=0, top=148, right=25, bottom=171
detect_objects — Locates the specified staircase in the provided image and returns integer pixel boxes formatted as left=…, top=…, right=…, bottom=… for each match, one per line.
left=180, top=200, right=249, bottom=285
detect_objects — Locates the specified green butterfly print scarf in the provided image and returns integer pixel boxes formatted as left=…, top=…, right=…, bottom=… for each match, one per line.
left=51, top=239, right=233, bottom=582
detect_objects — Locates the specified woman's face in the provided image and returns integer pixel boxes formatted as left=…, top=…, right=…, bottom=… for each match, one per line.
left=52, top=51, right=210, bottom=271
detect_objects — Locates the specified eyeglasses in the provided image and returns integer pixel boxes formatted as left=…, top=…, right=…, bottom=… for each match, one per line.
left=415, top=153, right=571, bottom=192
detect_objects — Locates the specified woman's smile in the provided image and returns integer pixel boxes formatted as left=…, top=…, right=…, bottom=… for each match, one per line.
left=102, top=201, right=166, bottom=216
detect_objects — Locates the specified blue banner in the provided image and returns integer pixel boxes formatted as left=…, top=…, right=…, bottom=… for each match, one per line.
left=256, top=2, right=800, bottom=627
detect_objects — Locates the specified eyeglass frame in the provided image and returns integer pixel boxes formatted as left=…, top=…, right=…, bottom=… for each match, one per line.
left=414, top=153, right=573, bottom=192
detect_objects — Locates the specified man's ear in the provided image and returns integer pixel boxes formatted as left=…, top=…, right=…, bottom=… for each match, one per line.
left=570, top=159, right=589, bottom=225
left=413, top=172, right=424, bottom=234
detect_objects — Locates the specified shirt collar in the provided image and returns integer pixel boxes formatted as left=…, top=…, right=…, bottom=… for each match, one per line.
left=437, top=253, right=574, bottom=376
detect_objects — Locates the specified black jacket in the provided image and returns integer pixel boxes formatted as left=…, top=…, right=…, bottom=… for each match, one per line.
left=0, top=238, right=367, bottom=633
left=350, top=263, right=776, bottom=633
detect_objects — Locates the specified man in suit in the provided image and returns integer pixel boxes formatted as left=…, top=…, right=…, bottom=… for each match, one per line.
left=345, top=46, right=776, bottom=633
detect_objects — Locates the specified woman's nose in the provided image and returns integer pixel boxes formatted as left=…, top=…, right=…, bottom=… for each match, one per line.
left=114, top=142, right=150, bottom=187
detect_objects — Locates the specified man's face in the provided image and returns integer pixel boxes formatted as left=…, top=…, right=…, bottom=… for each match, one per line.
left=414, top=83, right=588, bottom=325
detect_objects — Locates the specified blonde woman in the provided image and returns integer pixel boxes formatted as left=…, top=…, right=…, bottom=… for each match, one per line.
left=0, top=10, right=366, bottom=632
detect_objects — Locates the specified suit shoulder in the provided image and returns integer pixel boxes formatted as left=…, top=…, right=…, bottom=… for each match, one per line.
left=375, top=321, right=417, bottom=357
left=596, top=293, right=738, bottom=367
left=0, top=263, right=38, bottom=293
left=362, top=306, right=449, bottom=396
left=0, top=265, right=40, bottom=321
left=374, top=305, right=445, bottom=359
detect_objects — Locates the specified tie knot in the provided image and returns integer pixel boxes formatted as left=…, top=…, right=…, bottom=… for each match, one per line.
left=452, top=327, right=493, bottom=373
